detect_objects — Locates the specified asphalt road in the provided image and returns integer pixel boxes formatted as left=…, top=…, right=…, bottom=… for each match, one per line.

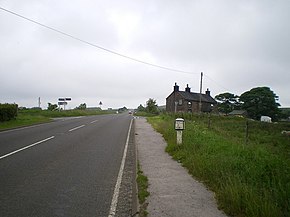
left=0, top=113, right=134, bottom=217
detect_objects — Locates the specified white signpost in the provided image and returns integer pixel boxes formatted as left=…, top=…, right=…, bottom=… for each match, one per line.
left=58, top=98, right=71, bottom=110
left=175, top=118, right=185, bottom=145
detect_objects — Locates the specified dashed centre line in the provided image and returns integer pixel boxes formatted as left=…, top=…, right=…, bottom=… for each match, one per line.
left=0, top=136, right=55, bottom=160
left=1, top=122, right=93, bottom=160
left=68, top=125, right=85, bottom=132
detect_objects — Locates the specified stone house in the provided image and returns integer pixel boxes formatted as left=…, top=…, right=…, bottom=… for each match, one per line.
left=166, top=83, right=217, bottom=113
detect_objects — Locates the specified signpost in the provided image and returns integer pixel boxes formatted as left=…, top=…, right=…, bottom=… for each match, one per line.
left=58, top=98, right=71, bottom=110
left=175, top=118, right=185, bottom=145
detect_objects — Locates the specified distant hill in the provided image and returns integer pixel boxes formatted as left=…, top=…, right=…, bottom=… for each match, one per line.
left=158, top=105, right=166, bottom=110
left=280, top=107, right=290, bottom=114
left=279, top=107, right=290, bottom=120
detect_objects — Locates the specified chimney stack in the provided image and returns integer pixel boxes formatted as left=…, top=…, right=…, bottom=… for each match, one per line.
left=205, top=88, right=210, bottom=96
left=174, top=82, right=179, bottom=92
left=185, top=84, right=191, bottom=92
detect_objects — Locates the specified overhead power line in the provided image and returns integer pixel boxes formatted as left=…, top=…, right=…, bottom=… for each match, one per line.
left=204, top=74, right=229, bottom=91
left=0, top=6, right=232, bottom=92
left=0, top=6, right=195, bottom=75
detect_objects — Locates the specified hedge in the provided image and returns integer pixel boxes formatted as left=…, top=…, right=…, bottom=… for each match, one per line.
left=0, top=103, right=18, bottom=122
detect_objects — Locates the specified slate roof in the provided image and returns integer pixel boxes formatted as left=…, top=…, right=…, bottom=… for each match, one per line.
left=178, top=91, right=217, bottom=104
left=228, top=110, right=247, bottom=115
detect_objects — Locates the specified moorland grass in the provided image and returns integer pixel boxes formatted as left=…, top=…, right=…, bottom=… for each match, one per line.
left=0, top=109, right=113, bottom=130
left=0, top=113, right=50, bottom=130
left=148, top=114, right=290, bottom=217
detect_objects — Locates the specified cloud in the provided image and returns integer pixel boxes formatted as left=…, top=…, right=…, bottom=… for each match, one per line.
left=0, top=0, right=289, bottom=109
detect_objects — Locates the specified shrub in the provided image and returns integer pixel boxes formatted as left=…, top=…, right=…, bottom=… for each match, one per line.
left=0, top=103, right=18, bottom=122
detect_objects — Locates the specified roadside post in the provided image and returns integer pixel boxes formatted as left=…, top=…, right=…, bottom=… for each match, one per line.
left=175, top=118, right=185, bottom=145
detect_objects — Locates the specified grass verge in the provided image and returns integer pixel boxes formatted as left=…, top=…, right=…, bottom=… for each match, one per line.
left=134, top=111, right=158, bottom=117
left=147, top=114, right=290, bottom=217
left=0, top=109, right=113, bottom=131
left=0, top=113, right=51, bottom=130
left=137, top=162, right=150, bottom=217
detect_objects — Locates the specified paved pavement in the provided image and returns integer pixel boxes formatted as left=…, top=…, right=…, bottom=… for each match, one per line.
left=135, top=117, right=228, bottom=217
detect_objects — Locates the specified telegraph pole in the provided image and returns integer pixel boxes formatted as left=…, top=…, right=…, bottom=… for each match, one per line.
left=38, top=97, right=41, bottom=108
left=199, top=72, right=203, bottom=113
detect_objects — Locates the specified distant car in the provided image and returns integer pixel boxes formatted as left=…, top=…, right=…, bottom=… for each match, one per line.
left=128, top=111, right=132, bottom=114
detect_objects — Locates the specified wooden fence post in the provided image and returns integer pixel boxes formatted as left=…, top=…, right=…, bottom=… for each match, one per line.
left=207, top=113, right=211, bottom=129
left=245, top=120, right=249, bottom=145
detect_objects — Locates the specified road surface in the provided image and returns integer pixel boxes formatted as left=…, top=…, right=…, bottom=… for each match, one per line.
left=0, top=113, right=135, bottom=217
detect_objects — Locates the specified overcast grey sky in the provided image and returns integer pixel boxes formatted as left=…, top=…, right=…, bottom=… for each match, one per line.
left=1, top=0, right=289, bottom=109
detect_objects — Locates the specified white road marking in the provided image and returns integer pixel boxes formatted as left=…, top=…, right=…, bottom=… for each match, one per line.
left=90, top=120, right=98, bottom=124
left=107, top=119, right=133, bottom=217
left=0, top=136, right=55, bottom=160
left=68, top=125, right=85, bottom=132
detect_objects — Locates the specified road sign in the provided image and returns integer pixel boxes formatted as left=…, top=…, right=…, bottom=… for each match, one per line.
left=58, top=102, right=68, bottom=105
left=58, top=97, right=71, bottom=110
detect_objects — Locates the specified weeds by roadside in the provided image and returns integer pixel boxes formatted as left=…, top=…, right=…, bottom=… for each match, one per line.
left=0, top=109, right=113, bottom=130
left=134, top=111, right=158, bottom=117
left=137, top=162, right=150, bottom=217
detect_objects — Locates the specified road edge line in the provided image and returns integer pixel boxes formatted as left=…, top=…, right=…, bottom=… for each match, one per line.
left=107, top=119, right=133, bottom=217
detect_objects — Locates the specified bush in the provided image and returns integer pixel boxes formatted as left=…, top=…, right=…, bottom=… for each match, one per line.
left=0, top=103, right=18, bottom=122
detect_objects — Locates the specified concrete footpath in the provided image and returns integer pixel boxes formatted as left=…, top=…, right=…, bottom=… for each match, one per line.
left=135, top=118, right=228, bottom=217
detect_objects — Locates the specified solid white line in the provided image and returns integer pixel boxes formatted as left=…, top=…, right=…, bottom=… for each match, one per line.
left=90, top=120, right=98, bottom=124
left=0, top=136, right=55, bottom=160
left=68, top=125, right=85, bottom=132
left=107, top=119, right=133, bottom=217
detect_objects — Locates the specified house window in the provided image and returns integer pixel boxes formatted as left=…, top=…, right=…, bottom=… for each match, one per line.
left=178, top=99, right=183, bottom=105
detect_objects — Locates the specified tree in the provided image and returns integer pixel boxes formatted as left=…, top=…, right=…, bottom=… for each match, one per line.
left=47, top=103, right=58, bottom=111
left=118, top=106, right=128, bottom=113
left=137, top=104, right=145, bottom=112
left=239, top=87, right=280, bottom=120
left=146, top=98, right=158, bottom=114
left=215, top=92, right=240, bottom=114
left=75, top=103, right=86, bottom=110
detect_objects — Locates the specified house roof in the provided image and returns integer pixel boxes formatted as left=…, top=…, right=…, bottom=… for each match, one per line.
left=178, top=91, right=217, bottom=104
left=229, top=110, right=247, bottom=115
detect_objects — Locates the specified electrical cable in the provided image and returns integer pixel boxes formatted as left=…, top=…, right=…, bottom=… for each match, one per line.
left=0, top=6, right=196, bottom=75
left=204, top=74, right=230, bottom=91
left=0, top=6, right=232, bottom=92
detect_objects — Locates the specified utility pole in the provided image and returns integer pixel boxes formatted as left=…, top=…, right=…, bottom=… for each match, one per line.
left=199, top=72, right=203, bottom=113
left=38, top=97, right=41, bottom=108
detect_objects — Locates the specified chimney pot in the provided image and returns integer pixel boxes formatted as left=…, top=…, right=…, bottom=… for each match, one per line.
left=205, top=88, right=210, bottom=96
left=185, top=84, right=191, bottom=92
left=174, top=83, right=179, bottom=92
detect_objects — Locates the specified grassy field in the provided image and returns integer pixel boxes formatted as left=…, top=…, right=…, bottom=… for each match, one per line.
left=148, top=114, right=290, bottom=217
left=0, top=109, right=113, bottom=130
